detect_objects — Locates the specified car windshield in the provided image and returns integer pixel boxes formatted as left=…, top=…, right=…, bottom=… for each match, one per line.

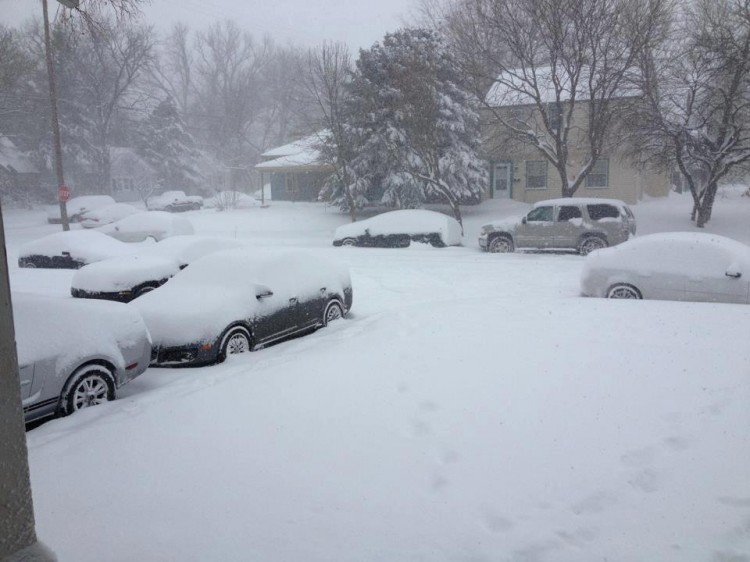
left=2, top=1, right=750, bottom=561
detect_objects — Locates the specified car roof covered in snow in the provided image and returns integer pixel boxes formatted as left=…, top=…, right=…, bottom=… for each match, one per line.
left=532, top=198, right=631, bottom=208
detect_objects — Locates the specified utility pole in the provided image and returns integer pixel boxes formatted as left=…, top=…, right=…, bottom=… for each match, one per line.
left=42, top=0, right=71, bottom=231
left=0, top=204, right=56, bottom=561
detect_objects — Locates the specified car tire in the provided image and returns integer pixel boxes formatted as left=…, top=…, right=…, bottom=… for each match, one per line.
left=323, top=300, right=344, bottom=326
left=133, top=283, right=158, bottom=298
left=579, top=235, right=608, bottom=255
left=607, top=283, right=642, bottom=299
left=341, top=238, right=357, bottom=247
left=60, top=364, right=115, bottom=416
left=218, top=326, right=252, bottom=362
left=488, top=235, right=514, bottom=253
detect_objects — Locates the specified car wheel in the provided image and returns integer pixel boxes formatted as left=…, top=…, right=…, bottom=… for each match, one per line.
left=579, top=236, right=608, bottom=255
left=323, top=300, right=344, bottom=326
left=489, top=235, right=514, bottom=253
left=219, top=326, right=252, bottom=362
left=607, top=283, right=642, bottom=299
left=341, top=238, right=357, bottom=247
left=60, top=364, right=115, bottom=416
left=134, top=284, right=158, bottom=298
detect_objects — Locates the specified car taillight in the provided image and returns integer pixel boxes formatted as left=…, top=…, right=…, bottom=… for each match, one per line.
left=126, top=362, right=139, bottom=370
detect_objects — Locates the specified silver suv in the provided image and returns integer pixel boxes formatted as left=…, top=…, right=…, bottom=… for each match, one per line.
left=479, top=198, right=636, bottom=255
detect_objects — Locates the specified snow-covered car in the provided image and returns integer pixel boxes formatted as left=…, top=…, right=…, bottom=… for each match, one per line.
left=17, top=230, right=140, bottom=269
left=204, top=190, right=258, bottom=210
left=79, top=202, right=140, bottom=229
left=46, top=195, right=116, bottom=224
left=97, top=211, right=194, bottom=242
left=333, top=210, right=462, bottom=248
left=13, top=292, right=151, bottom=423
left=131, top=249, right=353, bottom=367
left=580, top=232, right=750, bottom=303
left=479, top=198, right=636, bottom=255
left=71, top=235, right=245, bottom=302
left=147, top=190, right=203, bottom=212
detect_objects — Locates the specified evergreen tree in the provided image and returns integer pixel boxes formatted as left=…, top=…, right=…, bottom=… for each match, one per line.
left=347, top=28, right=487, bottom=230
left=137, top=96, right=201, bottom=191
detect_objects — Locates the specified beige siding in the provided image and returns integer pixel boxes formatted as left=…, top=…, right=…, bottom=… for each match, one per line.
left=481, top=102, right=671, bottom=205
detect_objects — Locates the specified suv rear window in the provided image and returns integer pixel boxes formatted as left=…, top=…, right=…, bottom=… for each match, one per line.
left=587, top=204, right=620, bottom=220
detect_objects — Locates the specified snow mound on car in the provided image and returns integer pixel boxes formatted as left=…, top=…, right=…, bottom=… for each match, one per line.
left=334, top=209, right=462, bottom=245
left=18, top=230, right=139, bottom=263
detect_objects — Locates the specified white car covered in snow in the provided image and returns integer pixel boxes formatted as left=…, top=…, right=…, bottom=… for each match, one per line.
left=147, top=190, right=203, bottom=212
left=581, top=232, right=750, bottom=303
left=71, top=235, right=245, bottom=302
left=17, top=230, right=141, bottom=269
left=14, top=292, right=151, bottom=422
left=79, top=202, right=140, bottom=229
left=97, top=211, right=194, bottom=242
left=131, top=248, right=353, bottom=366
left=46, top=195, right=116, bottom=224
left=333, top=209, right=462, bottom=248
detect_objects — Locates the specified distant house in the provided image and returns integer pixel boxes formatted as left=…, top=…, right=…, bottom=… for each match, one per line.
left=481, top=67, right=670, bottom=205
left=0, top=136, right=40, bottom=201
left=109, top=146, right=157, bottom=202
left=255, top=134, right=333, bottom=202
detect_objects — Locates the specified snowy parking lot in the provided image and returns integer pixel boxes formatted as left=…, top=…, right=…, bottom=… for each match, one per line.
left=5, top=192, right=750, bottom=561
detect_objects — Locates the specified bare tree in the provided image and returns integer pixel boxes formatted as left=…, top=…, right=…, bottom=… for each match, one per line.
left=193, top=21, right=273, bottom=173
left=301, top=42, right=362, bottom=221
left=633, top=0, right=750, bottom=226
left=64, top=19, right=154, bottom=191
left=432, top=0, right=670, bottom=198
left=148, top=23, right=194, bottom=115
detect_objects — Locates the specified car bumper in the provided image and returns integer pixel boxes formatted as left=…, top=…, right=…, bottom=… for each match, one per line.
left=150, top=341, right=218, bottom=367
left=478, top=235, right=488, bottom=250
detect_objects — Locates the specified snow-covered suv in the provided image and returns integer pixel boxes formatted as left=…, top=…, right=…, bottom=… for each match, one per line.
left=478, top=198, right=636, bottom=255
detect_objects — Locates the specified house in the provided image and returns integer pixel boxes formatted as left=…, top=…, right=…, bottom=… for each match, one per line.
left=255, top=133, right=333, bottom=202
left=481, top=67, right=670, bottom=205
left=0, top=135, right=41, bottom=202
left=109, top=146, right=157, bottom=202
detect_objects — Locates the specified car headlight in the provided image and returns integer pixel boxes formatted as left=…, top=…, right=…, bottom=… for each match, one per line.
left=480, top=225, right=493, bottom=235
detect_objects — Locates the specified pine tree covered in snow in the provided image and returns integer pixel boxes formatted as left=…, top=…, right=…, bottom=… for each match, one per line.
left=137, top=96, right=201, bottom=191
left=347, top=28, right=487, bottom=229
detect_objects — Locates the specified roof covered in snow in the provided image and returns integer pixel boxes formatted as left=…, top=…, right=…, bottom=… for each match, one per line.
left=485, top=66, right=639, bottom=107
left=0, top=136, right=38, bottom=174
left=256, top=132, right=333, bottom=173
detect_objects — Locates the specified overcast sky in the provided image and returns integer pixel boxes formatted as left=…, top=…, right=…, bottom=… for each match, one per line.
left=1, top=0, right=419, bottom=49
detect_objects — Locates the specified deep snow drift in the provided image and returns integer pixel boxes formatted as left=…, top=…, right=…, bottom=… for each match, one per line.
left=4, top=188, right=750, bottom=562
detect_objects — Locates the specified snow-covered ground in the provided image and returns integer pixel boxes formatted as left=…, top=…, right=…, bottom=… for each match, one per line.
left=4, top=190, right=750, bottom=562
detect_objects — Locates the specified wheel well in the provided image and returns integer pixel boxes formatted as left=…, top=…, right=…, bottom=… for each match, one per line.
left=58, top=361, right=117, bottom=413
left=488, top=231, right=513, bottom=243
left=579, top=232, right=608, bottom=244
left=607, top=282, right=642, bottom=298
left=217, top=323, right=254, bottom=362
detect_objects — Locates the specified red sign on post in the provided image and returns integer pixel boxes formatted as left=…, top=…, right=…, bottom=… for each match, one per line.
left=58, top=185, right=70, bottom=203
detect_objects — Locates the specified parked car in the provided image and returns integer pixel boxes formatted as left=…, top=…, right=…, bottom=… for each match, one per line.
left=13, top=292, right=151, bottom=422
left=333, top=210, right=462, bottom=248
left=147, top=190, right=203, bottom=212
left=18, top=230, right=141, bottom=269
left=71, top=235, right=245, bottom=302
left=97, top=211, right=194, bottom=242
left=479, top=198, right=636, bottom=255
left=79, top=203, right=140, bottom=229
left=131, top=249, right=353, bottom=367
left=204, top=190, right=258, bottom=210
left=580, top=232, right=750, bottom=303
left=46, top=195, right=116, bottom=224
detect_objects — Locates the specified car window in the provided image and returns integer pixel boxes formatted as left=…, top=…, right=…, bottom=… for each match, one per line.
left=587, top=204, right=620, bottom=220
left=526, top=206, right=554, bottom=222
left=557, top=206, right=582, bottom=222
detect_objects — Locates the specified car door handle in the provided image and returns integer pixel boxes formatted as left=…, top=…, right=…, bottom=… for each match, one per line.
left=289, top=297, right=298, bottom=304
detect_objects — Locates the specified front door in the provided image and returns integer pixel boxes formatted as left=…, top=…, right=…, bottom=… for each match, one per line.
left=492, top=163, right=511, bottom=199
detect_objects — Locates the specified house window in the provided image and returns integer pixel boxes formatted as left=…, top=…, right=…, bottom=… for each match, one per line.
left=586, top=159, right=609, bottom=188
left=526, top=160, right=548, bottom=189
left=112, top=177, right=134, bottom=193
left=547, top=102, right=562, bottom=132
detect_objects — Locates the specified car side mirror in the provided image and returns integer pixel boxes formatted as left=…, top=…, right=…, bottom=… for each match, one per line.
left=255, top=286, right=273, bottom=299
left=725, top=269, right=742, bottom=279
left=521, top=217, right=527, bottom=224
